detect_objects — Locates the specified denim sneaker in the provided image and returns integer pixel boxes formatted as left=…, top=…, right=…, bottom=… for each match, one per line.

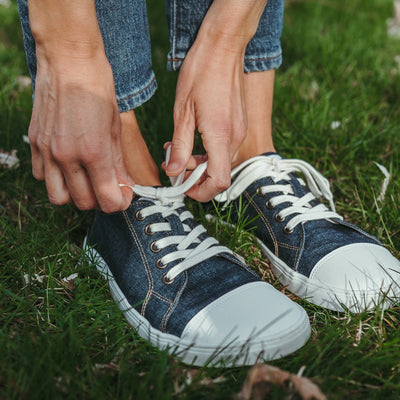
left=83, top=161, right=310, bottom=367
left=211, top=153, right=400, bottom=313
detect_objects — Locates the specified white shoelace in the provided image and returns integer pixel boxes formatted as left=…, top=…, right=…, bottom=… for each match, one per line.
left=214, top=155, right=343, bottom=233
left=120, top=157, right=233, bottom=284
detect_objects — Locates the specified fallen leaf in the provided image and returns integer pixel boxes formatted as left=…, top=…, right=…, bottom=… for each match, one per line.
left=387, top=1, right=400, bottom=38
left=92, top=362, right=120, bottom=373
left=62, top=273, right=78, bottom=282
left=23, top=273, right=45, bottom=285
left=15, top=76, right=32, bottom=92
left=0, top=149, right=19, bottom=169
left=236, top=363, right=327, bottom=400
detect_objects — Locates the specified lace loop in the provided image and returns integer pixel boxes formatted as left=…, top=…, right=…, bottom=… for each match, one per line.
left=215, top=156, right=343, bottom=232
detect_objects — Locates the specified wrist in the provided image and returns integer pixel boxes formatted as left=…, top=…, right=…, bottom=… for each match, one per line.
left=29, top=0, right=104, bottom=62
left=197, top=0, right=268, bottom=51
left=35, top=39, right=105, bottom=67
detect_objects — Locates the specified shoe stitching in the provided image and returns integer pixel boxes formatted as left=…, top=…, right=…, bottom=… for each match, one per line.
left=150, top=290, right=173, bottom=304
left=160, top=271, right=188, bottom=332
left=244, top=190, right=279, bottom=256
left=338, top=220, right=381, bottom=244
left=277, top=241, right=300, bottom=251
left=124, top=209, right=154, bottom=317
left=293, top=224, right=305, bottom=271
left=222, top=253, right=259, bottom=278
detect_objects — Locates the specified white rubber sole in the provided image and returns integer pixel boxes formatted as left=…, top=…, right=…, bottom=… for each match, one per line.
left=83, top=240, right=310, bottom=367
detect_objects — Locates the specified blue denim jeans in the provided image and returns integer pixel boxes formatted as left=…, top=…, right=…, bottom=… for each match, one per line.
left=17, top=0, right=284, bottom=113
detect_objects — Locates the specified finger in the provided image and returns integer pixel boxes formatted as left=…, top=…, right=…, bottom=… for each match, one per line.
left=84, top=113, right=132, bottom=213
left=161, top=154, right=207, bottom=173
left=163, top=141, right=171, bottom=151
left=42, top=156, right=71, bottom=206
left=166, top=100, right=196, bottom=177
left=28, top=101, right=45, bottom=180
left=62, top=163, right=98, bottom=210
left=186, top=141, right=231, bottom=202
left=186, top=154, right=208, bottom=170
left=29, top=138, right=45, bottom=180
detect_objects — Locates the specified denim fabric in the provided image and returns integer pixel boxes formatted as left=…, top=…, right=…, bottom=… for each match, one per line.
left=212, top=156, right=381, bottom=278
left=18, top=0, right=283, bottom=112
left=16, top=0, right=156, bottom=112
left=165, top=0, right=284, bottom=72
left=87, top=196, right=259, bottom=337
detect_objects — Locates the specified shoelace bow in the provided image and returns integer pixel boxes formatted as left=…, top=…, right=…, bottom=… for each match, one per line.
left=120, top=159, right=233, bottom=284
left=214, top=155, right=343, bottom=233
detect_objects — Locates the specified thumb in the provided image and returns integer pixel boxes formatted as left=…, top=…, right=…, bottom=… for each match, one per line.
left=166, top=105, right=196, bottom=177
left=114, top=156, right=134, bottom=208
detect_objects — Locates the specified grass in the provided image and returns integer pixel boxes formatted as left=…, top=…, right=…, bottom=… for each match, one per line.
left=1, top=0, right=400, bottom=398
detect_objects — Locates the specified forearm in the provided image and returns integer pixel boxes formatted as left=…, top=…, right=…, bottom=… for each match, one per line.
left=28, top=0, right=104, bottom=62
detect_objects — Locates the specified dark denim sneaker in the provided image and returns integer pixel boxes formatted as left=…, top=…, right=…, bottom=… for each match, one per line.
left=211, top=153, right=400, bottom=312
left=83, top=164, right=310, bottom=367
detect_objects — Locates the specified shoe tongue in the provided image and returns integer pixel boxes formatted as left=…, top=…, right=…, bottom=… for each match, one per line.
left=136, top=196, right=156, bottom=203
left=261, top=151, right=281, bottom=159
left=258, top=153, right=308, bottom=195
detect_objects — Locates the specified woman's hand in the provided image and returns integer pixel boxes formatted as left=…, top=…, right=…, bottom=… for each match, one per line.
left=29, top=55, right=133, bottom=212
left=165, top=35, right=248, bottom=202
left=165, top=0, right=268, bottom=202
left=28, top=0, right=133, bottom=212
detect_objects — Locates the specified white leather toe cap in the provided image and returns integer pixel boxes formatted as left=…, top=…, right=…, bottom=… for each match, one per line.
left=310, top=243, right=400, bottom=311
left=181, top=281, right=310, bottom=363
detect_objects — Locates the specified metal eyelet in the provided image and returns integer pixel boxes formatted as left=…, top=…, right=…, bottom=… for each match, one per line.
left=274, top=213, right=285, bottom=223
left=135, top=210, right=145, bottom=221
left=145, top=224, right=154, bottom=236
left=265, top=200, right=274, bottom=209
left=256, top=186, right=263, bottom=196
left=162, top=274, right=175, bottom=285
left=283, top=226, right=294, bottom=234
left=150, top=241, right=160, bottom=253
left=156, top=259, right=167, bottom=269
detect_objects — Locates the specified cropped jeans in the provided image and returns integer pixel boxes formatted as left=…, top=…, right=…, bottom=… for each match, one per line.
left=17, top=0, right=284, bottom=113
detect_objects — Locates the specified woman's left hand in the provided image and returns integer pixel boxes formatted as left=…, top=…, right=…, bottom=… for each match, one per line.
left=164, top=0, right=268, bottom=202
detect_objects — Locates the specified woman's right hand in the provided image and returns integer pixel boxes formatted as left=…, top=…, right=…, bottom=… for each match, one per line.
left=28, top=0, right=133, bottom=212
left=29, top=54, right=133, bottom=212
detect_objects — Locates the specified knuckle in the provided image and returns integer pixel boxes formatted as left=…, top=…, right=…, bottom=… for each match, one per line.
left=36, top=135, right=51, bottom=153
left=214, top=176, right=231, bottom=192
left=171, top=137, right=189, bottom=151
left=79, top=142, right=103, bottom=165
left=235, top=126, right=247, bottom=143
left=28, top=126, right=38, bottom=144
left=173, top=100, right=193, bottom=124
left=50, top=141, right=71, bottom=164
left=212, top=130, right=232, bottom=145
left=173, top=99, right=185, bottom=117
